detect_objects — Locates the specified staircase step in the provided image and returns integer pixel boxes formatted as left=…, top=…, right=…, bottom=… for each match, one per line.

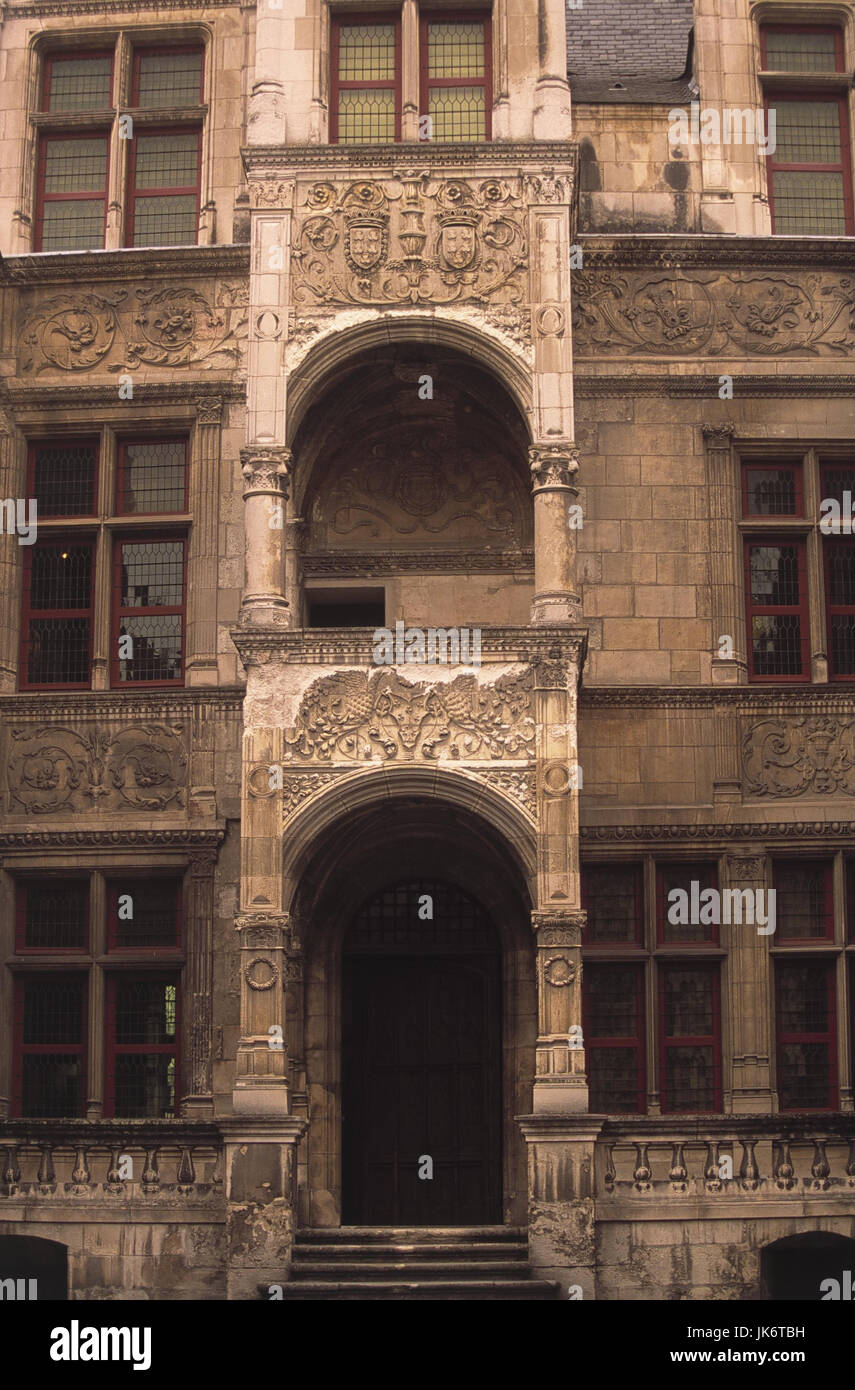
left=292, top=1260, right=531, bottom=1278
left=293, top=1242, right=526, bottom=1262
left=272, top=1278, right=560, bottom=1301
left=296, top=1226, right=525, bottom=1244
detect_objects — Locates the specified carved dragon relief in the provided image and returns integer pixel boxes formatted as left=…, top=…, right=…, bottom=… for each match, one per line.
left=281, top=667, right=535, bottom=763
left=741, top=716, right=855, bottom=799
left=292, top=176, right=528, bottom=309
left=6, top=724, right=188, bottom=814
left=18, top=282, right=248, bottom=374
left=572, top=271, right=854, bottom=357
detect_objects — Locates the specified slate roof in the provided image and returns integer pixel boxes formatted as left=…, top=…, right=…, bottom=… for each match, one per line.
left=566, top=0, right=695, bottom=103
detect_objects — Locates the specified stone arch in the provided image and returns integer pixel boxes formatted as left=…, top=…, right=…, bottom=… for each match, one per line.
left=0, top=1234, right=68, bottom=1299
left=761, top=1230, right=855, bottom=1300
left=284, top=773, right=536, bottom=1228
left=285, top=313, right=533, bottom=449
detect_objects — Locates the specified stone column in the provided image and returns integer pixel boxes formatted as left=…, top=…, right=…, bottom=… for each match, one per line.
left=284, top=517, right=306, bottom=627
left=240, top=447, right=291, bottom=625
left=182, top=849, right=217, bottom=1116
left=532, top=0, right=572, bottom=139
left=233, top=912, right=292, bottom=1117
left=705, top=424, right=746, bottom=684
left=401, top=0, right=419, bottom=140
left=532, top=910, right=587, bottom=1113
left=185, top=397, right=223, bottom=685
left=0, top=408, right=21, bottom=691
left=247, top=9, right=288, bottom=144
left=530, top=445, right=581, bottom=625
left=725, top=850, right=775, bottom=1113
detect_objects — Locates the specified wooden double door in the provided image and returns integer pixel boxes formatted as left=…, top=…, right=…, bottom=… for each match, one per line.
left=342, top=882, right=502, bottom=1226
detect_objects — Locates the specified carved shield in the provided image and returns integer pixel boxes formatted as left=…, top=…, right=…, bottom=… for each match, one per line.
left=345, top=220, right=386, bottom=272
left=440, top=221, right=477, bottom=270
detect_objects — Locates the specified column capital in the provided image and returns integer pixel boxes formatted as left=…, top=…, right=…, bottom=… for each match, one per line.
left=532, top=909, right=586, bottom=946
left=529, top=443, right=579, bottom=492
left=241, top=446, right=292, bottom=495
left=702, top=422, right=736, bottom=447
left=235, top=911, right=292, bottom=948
left=195, top=395, right=223, bottom=426
left=725, top=851, right=767, bottom=883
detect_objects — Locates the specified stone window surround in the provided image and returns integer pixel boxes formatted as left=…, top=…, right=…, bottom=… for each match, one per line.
left=581, top=848, right=855, bottom=1116
left=19, top=25, right=215, bottom=253
left=319, top=0, right=499, bottom=144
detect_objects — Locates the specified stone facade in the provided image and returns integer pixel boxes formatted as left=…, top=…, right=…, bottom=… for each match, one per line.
left=0, top=0, right=853, bottom=1301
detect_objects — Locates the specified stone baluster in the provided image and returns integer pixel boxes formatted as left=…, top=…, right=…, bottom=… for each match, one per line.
left=141, top=1149, right=160, bottom=1195
left=740, top=1139, right=760, bottom=1191
left=846, top=1140, right=855, bottom=1186
left=810, top=1140, right=830, bottom=1191
left=704, top=1142, right=722, bottom=1191
left=633, top=1143, right=652, bottom=1192
left=669, top=1143, right=688, bottom=1193
left=105, top=1148, right=126, bottom=1195
left=38, top=1145, right=56, bottom=1195
left=774, top=1140, right=795, bottom=1191
left=69, top=1149, right=90, bottom=1195
left=2, top=1145, right=21, bottom=1195
left=603, top=1145, right=616, bottom=1193
left=177, top=1148, right=196, bottom=1195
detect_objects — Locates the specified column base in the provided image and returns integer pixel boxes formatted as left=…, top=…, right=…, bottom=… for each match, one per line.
left=531, top=595, right=582, bottom=625
left=238, top=597, right=290, bottom=627
left=532, top=1076, right=589, bottom=1114
left=233, top=1081, right=291, bottom=1117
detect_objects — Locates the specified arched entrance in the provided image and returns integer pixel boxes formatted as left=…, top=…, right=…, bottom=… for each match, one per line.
left=342, top=879, right=502, bottom=1226
left=762, top=1232, right=855, bottom=1300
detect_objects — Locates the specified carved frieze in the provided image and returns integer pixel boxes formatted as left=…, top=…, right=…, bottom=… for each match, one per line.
left=742, top=717, right=855, bottom=799
left=18, top=281, right=248, bottom=375
left=292, top=175, right=528, bottom=309
left=477, top=767, right=537, bottom=819
left=282, top=667, right=535, bottom=763
left=6, top=724, right=187, bottom=815
left=572, top=271, right=854, bottom=357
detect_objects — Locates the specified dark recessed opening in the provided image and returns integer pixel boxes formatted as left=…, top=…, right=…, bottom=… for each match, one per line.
left=306, top=588, right=386, bottom=628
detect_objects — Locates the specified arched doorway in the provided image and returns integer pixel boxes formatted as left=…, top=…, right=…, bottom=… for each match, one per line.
left=342, top=879, right=502, bottom=1225
left=0, top=1235, right=67, bottom=1299
left=762, top=1232, right=855, bottom=1300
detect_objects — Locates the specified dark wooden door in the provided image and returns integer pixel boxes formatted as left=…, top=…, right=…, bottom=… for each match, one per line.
left=342, top=952, right=502, bottom=1225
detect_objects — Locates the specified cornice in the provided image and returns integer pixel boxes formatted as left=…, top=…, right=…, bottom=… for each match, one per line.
left=9, top=0, right=241, bottom=12
left=581, top=822, right=855, bottom=844
left=580, top=686, right=855, bottom=710
left=574, top=373, right=855, bottom=398
left=0, top=245, right=249, bottom=287
left=0, top=689, right=245, bottom=718
left=303, top=550, right=534, bottom=576
left=601, top=1113, right=855, bottom=1139
left=231, top=624, right=587, bottom=666
left=242, top=142, right=578, bottom=174
left=0, top=1118, right=223, bottom=1144
left=576, top=234, right=855, bottom=270
left=6, top=383, right=247, bottom=413
left=0, top=829, right=226, bottom=849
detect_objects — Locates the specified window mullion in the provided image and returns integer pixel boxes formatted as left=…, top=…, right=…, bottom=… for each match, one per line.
left=87, top=872, right=106, bottom=1119
left=401, top=0, right=419, bottom=140
left=92, top=526, right=112, bottom=690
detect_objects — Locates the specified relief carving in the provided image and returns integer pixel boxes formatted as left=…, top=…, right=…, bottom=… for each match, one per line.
left=283, top=667, right=535, bottom=763
left=742, top=717, right=855, bottom=798
left=282, top=771, right=349, bottom=820
left=19, top=282, right=248, bottom=374
left=7, top=724, right=187, bottom=815
left=292, top=176, right=527, bottom=309
left=572, top=272, right=854, bottom=357
left=477, top=767, right=537, bottom=819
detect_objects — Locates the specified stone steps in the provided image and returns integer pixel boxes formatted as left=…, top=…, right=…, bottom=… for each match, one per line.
left=268, top=1226, right=559, bottom=1301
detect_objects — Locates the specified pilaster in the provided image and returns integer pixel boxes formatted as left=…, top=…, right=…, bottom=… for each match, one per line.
left=185, top=397, right=223, bottom=686
left=725, top=850, right=775, bottom=1114
left=182, top=849, right=218, bottom=1116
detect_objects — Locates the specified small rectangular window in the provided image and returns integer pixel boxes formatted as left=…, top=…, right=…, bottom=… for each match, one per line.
left=744, top=539, right=809, bottom=680
left=773, top=861, right=833, bottom=941
left=583, top=963, right=646, bottom=1113
left=659, top=964, right=721, bottom=1113
left=742, top=462, right=802, bottom=517
left=108, top=878, right=181, bottom=950
left=106, top=976, right=179, bottom=1118
left=330, top=18, right=401, bottom=143
left=36, top=134, right=108, bottom=252
left=820, top=460, right=855, bottom=511
left=29, top=440, right=98, bottom=518
left=132, top=48, right=204, bottom=107
left=761, top=27, right=843, bottom=73
left=657, top=863, right=719, bottom=945
left=117, top=439, right=187, bottom=515
left=13, top=976, right=87, bottom=1117
left=42, top=51, right=113, bottom=112
left=848, top=859, right=855, bottom=943
left=113, top=537, right=185, bottom=684
left=127, top=129, right=200, bottom=247
left=16, top=880, right=89, bottom=951
left=775, top=959, right=837, bottom=1109
left=22, top=539, right=94, bottom=688
left=825, top=539, right=855, bottom=678
left=420, top=14, right=491, bottom=141
left=765, top=95, right=853, bottom=235
left=582, top=864, right=643, bottom=945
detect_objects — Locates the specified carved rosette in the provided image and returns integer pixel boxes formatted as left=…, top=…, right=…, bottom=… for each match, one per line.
left=241, top=446, right=292, bottom=496
left=529, top=444, right=580, bottom=492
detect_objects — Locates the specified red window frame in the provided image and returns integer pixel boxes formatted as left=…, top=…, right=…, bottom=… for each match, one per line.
left=20, top=535, right=96, bottom=691
left=34, top=131, right=109, bottom=253
left=744, top=536, right=810, bottom=682
left=741, top=460, right=804, bottom=518
left=656, top=862, right=720, bottom=946
left=583, top=961, right=646, bottom=1114
left=775, top=957, right=838, bottom=1111
left=104, top=973, right=180, bottom=1119
left=658, top=963, right=722, bottom=1114
left=329, top=13, right=402, bottom=144
left=419, top=10, right=492, bottom=141
left=12, top=974, right=88, bottom=1118
left=130, top=45, right=205, bottom=107
left=15, top=879, right=90, bottom=954
left=772, top=859, right=834, bottom=942
left=111, top=531, right=187, bottom=688
left=40, top=48, right=115, bottom=112
left=581, top=863, right=644, bottom=946
left=764, top=89, right=855, bottom=237
left=116, top=437, right=189, bottom=516
left=27, top=438, right=99, bottom=518
left=107, top=877, right=183, bottom=953
left=847, top=858, right=855, bottom=943
left=823, top=537, right=855, bottom=681
left=125, top=125, right=201, bottom=248
left=760, top=24, right=845, bottom=74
